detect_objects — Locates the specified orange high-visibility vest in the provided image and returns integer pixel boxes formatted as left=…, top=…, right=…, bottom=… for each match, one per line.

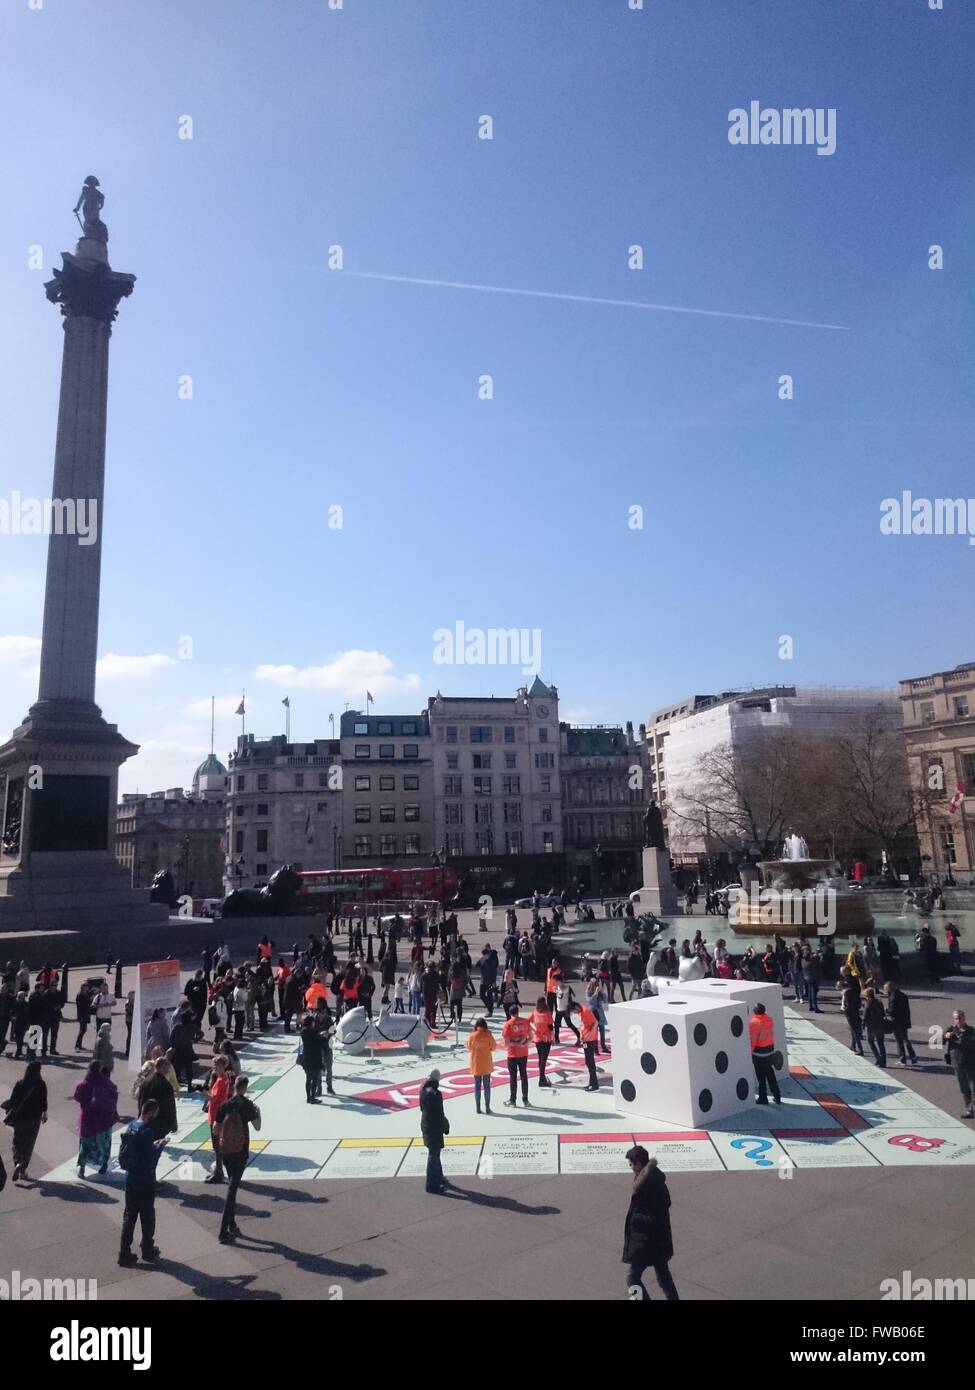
left=749, top=1013, right=774, bottom=1052
left=579, top=1007, right=599, bottom=1044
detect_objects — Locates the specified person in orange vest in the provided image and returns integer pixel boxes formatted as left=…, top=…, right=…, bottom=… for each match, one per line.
left=545, top=960, right=563, bottom=1013
left=465, top=1017, right=497, bottom=1115
left=256, top=936, right=274, bottom=963
left=748, top=1003, right=781, bottom=1105
left=572, top=1002, right=601, bottom=1091
left=304, top=978, right=329, bottom=1011
left=530, top=997, right=555, bottom=1088
left=501, top=1006, right=533, bottom=1107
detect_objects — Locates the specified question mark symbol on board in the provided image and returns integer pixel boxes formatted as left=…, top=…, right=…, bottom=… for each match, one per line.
left=731, top=1137, right=775, bottom=1167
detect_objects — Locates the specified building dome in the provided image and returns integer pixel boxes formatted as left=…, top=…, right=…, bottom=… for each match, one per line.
left=192, top=753, right=227, bottom=797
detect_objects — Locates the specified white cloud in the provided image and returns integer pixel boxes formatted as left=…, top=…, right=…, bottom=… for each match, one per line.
left=96, top=652, right=178, bottom=679
left=118, top=739, right=212, bottom=797
left=255, top=650, right=422, bottom=698
left=563, top=706, right=596, bottom=723
left=184, top=695, right=254, bottom=719
left=0, top=635, right=41, bottom=667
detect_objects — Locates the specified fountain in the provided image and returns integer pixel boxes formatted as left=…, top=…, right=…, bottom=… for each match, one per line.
left=728, top=832, right=875, bottom=938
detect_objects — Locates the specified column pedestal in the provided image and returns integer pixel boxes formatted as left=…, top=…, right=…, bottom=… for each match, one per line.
left=630, top=846, right=680, bottom=918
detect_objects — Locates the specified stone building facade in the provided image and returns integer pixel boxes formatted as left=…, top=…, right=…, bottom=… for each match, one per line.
left=222, top=735, right=341, bottom=892
left=559, top=722, right=648, bottom=895
left=900, top=661, right=975, bottom=882
left=339, top=710, right=433, bottom=865
left=115, top=781, right=225, bottom=899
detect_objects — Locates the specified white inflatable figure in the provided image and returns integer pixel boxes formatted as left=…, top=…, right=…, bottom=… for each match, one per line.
left=677, top=954, right=707, bottom=982
left=336, top=1004, right=429, bottom=1057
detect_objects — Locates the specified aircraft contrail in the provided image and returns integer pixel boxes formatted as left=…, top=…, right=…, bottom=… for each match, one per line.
left=339, top=270, right=850, bottom=332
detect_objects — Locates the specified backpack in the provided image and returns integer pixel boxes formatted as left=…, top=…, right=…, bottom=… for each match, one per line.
left=118, top=1124, right=140, bottom=1172
left=218, top=1102, right=247, bottom=1155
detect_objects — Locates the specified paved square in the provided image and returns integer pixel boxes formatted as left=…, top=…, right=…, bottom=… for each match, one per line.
left=42, top=1007, right=975, bottom=1186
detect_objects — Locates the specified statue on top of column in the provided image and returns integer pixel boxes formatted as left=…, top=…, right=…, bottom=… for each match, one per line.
left=74, top=176, right=108, bottom=244
left=643, top=799, right=666, bottom=850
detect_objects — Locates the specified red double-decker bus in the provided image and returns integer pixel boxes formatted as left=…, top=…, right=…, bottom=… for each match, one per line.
left=296, top=864, right=458, bottom=910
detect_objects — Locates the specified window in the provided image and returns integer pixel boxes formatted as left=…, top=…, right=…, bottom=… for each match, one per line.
left=446, top=753, right=459, bottom=769
left=472, top=753, right=492, bottom=770
left=445, top=803, right=463, bottom=825
left=354, top=721, right=368, bottom=734
left=473, top=776, right=493, bottom=795
left=539, top=774, right=551, bottom=792
left=403, top=774, right=419, bottom=790
left=504, top=726, right=515, bottom=743
left=444, top=776, right=463, bottom=796
left=256, top=803, right=269, bottom=816
left=234, top=831, right=244, bottom=853
left=403, top=743, right=419, bottom=758
left=256, top=829, right=269, bottom=853
left=541, top=804, right=553, bottom=822
left=963, top=754, right=975, bottom=788
left=474, top=802, right=493, bottom=824
left=379, top=744, right=395, bottom=759
left=354, top=835, right=372, bottom=857
left=538, top=728, right=548, bottom=743
left=505, top=829, right=523, bottom=854
left=954, top=697, right=970, bottom=719
left=380, top=835, right=396, bottom=856
left=446, top=726, right=458, bottom=743
left=503, top=802, right=521, bottom=824
left=355, top=806, right=372, bottom=823
left=920, top=702, right=936, bottom=725
left=255, top=863, right=268, bottom=877
left=543, top=831, right=554, bottom=853
left=257, top=774, right=268, bottom=791
left=535, top=753, right=554, bottom=769
left=402, top=721, right=417, bottom=735
left=294, top=773, right=304, bottom=788
left=317, top=802, right=329, bottom=812
left=502, top=775, right=521, bottom=795
left=404, top=834, right=421, bottom=855
left=941, top=829, right=957, bottom=865
left=380, top=805, right=395, bottom=823
left=446, top=831, right=464, bottom=855
left=475, top=829, right=494, bottom=855
left=378, top=775, right=394, bottom=791
left=470, top=726, right=493, bottom=743
left=377, top=721, right=393, bottom=735
left=355, top=775, right=371, bottom=791
left=236, top=776, right=245, bottom=792
left=318, top=773, right=330, bottom=787
left=355, top=744, right=371, bottom=759
left=505, top=753, right=517, bottom=769
left=404, top=804, right=420, bottom=821
left=236, top=804, right=246, bottom=816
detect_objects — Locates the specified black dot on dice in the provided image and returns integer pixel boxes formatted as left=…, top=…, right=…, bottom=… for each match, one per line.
left=693, top=1023, right=708, bottom=1046
left=698, top=1089, right=713, bottom=1113
left=715, top=1051, right=728, bottom=1074
left=730, top=1015, right=744, bottom=1038
left=736, top=1078, right=750, bottom=1100
left=640, top=1052, right=656, bottom=1075
left=620, top=1079, right=636, bottom=1103
left=771, top=1051, right=783, bottom=1069
left=661, top=1024, right=679, bottom=1047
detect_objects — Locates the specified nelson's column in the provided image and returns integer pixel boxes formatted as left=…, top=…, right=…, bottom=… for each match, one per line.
left=0, top=179, right=167, bottom=933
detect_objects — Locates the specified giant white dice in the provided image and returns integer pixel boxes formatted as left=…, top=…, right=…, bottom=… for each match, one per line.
left=608, top=993, right=753, bottom=1129
left=656, top=977, right=788, bottom=1075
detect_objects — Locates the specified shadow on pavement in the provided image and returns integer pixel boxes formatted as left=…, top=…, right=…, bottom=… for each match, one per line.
left=440, top=1185, right=560, bottom=1216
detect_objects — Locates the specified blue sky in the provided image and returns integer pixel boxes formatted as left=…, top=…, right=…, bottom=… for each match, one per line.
left=1, top=0, right=972, bottom=793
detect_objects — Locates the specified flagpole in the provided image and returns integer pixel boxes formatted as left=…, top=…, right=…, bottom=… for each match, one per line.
left=210, top=696, right=215, bottom=756
left=241, top=689, right=246, bottom=739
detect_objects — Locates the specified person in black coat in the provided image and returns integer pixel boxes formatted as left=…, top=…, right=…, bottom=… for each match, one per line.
left=883, top=982, right=917, bottom=1064
left=419, top=1070, right=450, bottom=1194
left=622, top=1148, right=679, bottom=1301
left=299, top=1017, right=324, bottom=1103
left=2, top=1061, right=48, bottom=1181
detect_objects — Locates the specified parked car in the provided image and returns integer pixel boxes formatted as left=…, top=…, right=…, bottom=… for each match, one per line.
left=201, top=898, right=223, bottom=919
